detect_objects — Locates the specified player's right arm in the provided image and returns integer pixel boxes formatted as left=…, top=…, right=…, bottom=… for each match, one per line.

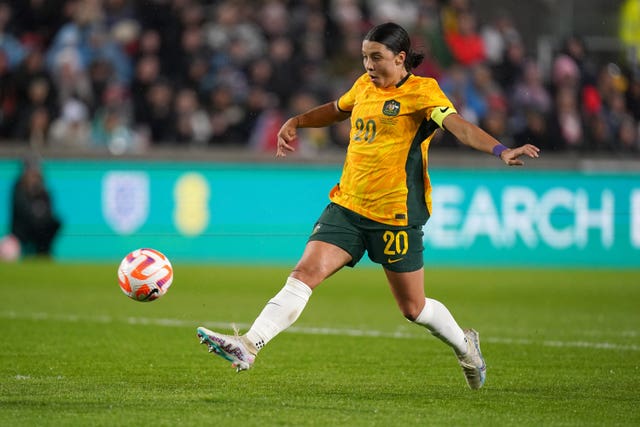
left=276, top=101, right=351, bottom=157
left=442, top=113, right=540, bottom=166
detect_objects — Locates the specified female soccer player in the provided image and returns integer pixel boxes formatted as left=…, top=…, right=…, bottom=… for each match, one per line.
left=197, top=22, right=539, bottom=389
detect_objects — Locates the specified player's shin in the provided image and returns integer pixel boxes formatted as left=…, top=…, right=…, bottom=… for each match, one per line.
left=244, top=276, right=313, bottom=352
left=413, top=298, right=467, bottom=355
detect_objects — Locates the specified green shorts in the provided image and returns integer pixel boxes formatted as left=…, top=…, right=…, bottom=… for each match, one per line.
left=308, top=203, right=425, bottom=273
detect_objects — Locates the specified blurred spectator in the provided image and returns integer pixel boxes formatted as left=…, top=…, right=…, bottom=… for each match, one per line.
left=10, top=156, right=62, bottom=257
left=480, top=9, right=521, bottom=66
left=175, top=22, right=209, bottom=87
left=0, top=49, right=17, bottom=137
left=0, top=2, right=26, bottom=68
left=90, top=105, right=135, bottom=154
left=0, top=0, right=637, bottom=156
left=492, top=38, right=526, bottom=91
left=412, top=0, right=452, bottom=76
left=481, top=104, right=512, bottom=146
left=514, top=108, right=549, bottom=148
left=140, top=77, right=175, bottom=144
left=411, top=35, right=445, bottom=80
left=45, top=0, right=132, bottom=85
left=367, top=0, right=419, bottom=29
left=27, top=106, right=51, bottom=148
left=266, top=36, right=300, bottom=106
left=131, top=54, right=160, bottom=124
left=547, top=87, right=585, bottom=151
left=136, top=27, right=162, bottom=59
left=90, top=81, right=136, bottom=153
left=10, top=0, right=68, bottom=48
left=603, top=91, right=635, bottom=150
left=597, top=63, right=628, bottom=111
left=173, top=86, right=211, bottom=145
left=626, top=73, right=640, bottom=121
left=103, top=0, right=136, bottom=28
left=469, top=64, right=510, bottom=144
left=561, top=35, right=598, bottom=87
left=444, top=11, right=486, bottom=67
left=248, top=104, right=285, bottom=153
left=48, top=97, right=91, bottom=148
left=470, top=63, right=505, bottom=112
left=617, top=115, right=639, bottom=152
left=552, top=54, right=581, bottom=93
left=440, top=0, right=470, bottom=35
left=88, top=58, right=115, bottom=112
left=12, top=47, right=51, bottom=103
left=49, top=46, right=93, bottom=107
left=260, top=0, right=289, bottom=39
left=13, top=78, right=56, bottom=146
left=13, top=48, right=58, bottom=121
left=207, top=83, right=245, bottom=145
left=440, top=64, right=484, bottom=125
left=203, top=1, right=265, bottom=67
left=510, top=60, right=552, bottom=132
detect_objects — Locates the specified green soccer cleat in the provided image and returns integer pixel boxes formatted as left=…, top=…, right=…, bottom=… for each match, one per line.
left=457, top=328, right=487, bottom=389
left=196, top=326, right=256, bottom=372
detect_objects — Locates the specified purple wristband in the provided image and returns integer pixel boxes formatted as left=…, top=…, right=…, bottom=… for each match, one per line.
left=492, top=144, right=508, bottom=157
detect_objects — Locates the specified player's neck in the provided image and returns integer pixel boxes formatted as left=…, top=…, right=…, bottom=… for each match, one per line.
left=394, top=72, right=411, bottom=87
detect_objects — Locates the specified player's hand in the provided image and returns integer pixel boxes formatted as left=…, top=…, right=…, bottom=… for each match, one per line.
left=276, top=118, right=298, bottom=157
left=500, top=144, right=540, bottom=166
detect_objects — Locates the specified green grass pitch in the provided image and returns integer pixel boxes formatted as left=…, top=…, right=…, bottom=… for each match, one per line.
left=1, top=262, right=639, bottom=426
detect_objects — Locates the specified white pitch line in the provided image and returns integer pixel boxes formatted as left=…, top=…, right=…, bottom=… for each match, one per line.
left=2, top=310, right=639, bottom=352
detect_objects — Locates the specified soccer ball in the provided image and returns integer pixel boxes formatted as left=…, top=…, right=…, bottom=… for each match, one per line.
left=118, top=248, right=173, bottom=302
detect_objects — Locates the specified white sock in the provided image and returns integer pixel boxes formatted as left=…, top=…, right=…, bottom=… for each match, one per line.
left=413, top=298, right=467, bottom=355
left=244, top=277, right=312, bottom=352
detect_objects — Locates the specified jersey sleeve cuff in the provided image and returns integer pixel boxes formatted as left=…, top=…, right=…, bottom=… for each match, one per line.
left=336, top=97, right=352, bottom=113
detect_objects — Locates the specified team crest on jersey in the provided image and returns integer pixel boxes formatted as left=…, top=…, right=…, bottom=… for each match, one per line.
left=382, top=99, right=401, bottom=116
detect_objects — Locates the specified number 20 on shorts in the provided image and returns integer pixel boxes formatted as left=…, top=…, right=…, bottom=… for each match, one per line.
left=382, top=230, right=409, bottom=256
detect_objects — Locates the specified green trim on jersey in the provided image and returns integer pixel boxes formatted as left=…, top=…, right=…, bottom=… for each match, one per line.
left=405, top=118, right=439, bottom=225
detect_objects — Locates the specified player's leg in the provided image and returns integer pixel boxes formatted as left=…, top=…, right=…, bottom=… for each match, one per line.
left=366, top=223, right=465, bottom=348
left=383, top=267, right=486, bottom=389
left=243, top=240, right=352, bottom=348
left=384, top=268, right=466, bottom=351
left=198, top=204, right=366, bottom=371
left=197, top=241, right=351, bottom=371
left=241, top=203, right=365, bottom=353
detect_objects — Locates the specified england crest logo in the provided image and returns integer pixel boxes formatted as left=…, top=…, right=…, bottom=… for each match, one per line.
left=102, top=172, right=150, bottom=235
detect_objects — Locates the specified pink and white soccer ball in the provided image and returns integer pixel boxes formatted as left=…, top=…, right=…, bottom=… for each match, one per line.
left=118, top=248, right=173, bottom=302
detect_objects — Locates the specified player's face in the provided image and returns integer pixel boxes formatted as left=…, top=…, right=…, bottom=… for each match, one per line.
left=361, top=40, right=407, bottom=88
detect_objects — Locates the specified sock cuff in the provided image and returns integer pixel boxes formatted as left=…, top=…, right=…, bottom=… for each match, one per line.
left=285, top=276, right=313, bottom=300
left=414, top=298, right=432, bottom=325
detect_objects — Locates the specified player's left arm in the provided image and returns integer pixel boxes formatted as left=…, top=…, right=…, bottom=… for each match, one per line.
left=276, top=101, right=350, bottom=158
left=442, top=113, right=540, bottom=166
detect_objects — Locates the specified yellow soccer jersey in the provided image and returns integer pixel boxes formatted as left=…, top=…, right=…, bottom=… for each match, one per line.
left=331, top=73, right=456, bottom=226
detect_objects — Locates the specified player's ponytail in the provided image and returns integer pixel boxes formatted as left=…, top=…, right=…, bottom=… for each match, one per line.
left=405, top=50, right=425, bottom=70
left=364, top=22, right=424, bottom=70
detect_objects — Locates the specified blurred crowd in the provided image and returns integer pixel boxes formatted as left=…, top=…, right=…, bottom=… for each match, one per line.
left=0, top=0, right=638, bottom=157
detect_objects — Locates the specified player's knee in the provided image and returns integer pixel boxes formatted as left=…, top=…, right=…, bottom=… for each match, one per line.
left=403, top=312, right=417, bottom=322
left=290, top=268, right=323, bottom=289
left=400, top=305, right=422, bottom=322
